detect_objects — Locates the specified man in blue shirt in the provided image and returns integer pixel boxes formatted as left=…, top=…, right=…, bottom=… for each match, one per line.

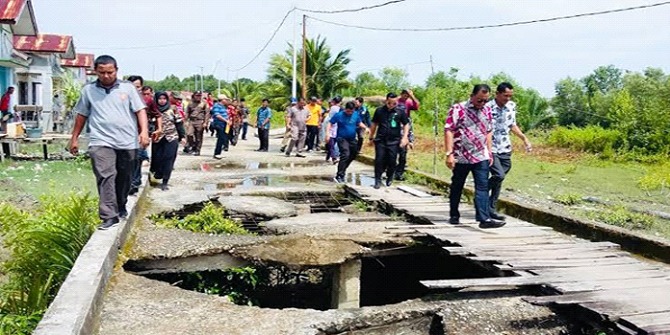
left=354, top=97, right=371, bottom=153
left=256, top=99, right=272, bottom=152
left=211, top=95, right=230, bottom=159
left=327, top=101, right=369, bottom=184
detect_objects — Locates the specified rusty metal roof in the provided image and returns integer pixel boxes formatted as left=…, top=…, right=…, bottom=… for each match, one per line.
left=0, top=0, right=26, bottom=22
left=0, top=0, right=37, bottom=35
left=13, top=34, right=76, bottom=58
left=61, top=53, right=94, bottom=68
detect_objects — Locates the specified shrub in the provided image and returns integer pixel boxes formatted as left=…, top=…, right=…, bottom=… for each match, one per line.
left=589, top=206, right=655, bottom=230
left=0, top=193, right=98, bottom=334
left=553, top=193, right=583, bottom=206
left=637, top=164, right=670, bottom=191
left=546, top=126, right=624, bottom=154
left=153, top=202, right=250, bottom=235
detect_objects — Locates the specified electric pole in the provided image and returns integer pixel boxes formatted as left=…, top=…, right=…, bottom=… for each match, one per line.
left=291, top=10, right=298, bottom=100
left=430, top=55, right=440, bottom=176
left=301, top=14, right=307, bottom=100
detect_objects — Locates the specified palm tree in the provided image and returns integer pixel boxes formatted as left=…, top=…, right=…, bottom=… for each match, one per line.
left=267, top=36, right=351, bottom=99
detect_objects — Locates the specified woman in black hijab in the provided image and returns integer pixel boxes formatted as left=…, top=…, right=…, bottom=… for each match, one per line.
left=150, top=91, right=185, bottom=191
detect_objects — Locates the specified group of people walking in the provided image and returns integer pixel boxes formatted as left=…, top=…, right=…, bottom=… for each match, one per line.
left=68, top=55, right=528, bottom=232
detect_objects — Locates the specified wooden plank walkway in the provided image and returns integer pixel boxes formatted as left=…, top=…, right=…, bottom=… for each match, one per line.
left=346, top=183, right=670, bottom=334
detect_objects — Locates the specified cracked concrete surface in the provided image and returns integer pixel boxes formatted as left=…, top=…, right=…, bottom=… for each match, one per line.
left=96, top=132, right=569, bottom=335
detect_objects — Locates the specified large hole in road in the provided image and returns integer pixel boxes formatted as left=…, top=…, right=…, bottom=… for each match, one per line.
left=132, top=245, right=501, bottom=311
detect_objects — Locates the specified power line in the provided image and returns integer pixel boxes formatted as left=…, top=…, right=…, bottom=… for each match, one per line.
left=229, top=8, right=296, bottom=71
left=307, top=1, right=670, bottom=32
left=296, top=0, right=407, bottom=14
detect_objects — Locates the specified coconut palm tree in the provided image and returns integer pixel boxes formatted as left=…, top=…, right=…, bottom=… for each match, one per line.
left=267, top=36, right=351, bottom=99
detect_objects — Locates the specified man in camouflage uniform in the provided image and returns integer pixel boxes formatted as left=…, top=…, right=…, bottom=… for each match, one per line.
left=186, top=91, right=210, bottom=156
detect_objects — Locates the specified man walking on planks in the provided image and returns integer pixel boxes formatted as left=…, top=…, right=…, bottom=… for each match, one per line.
left=69, top=55, right=149, bottom=230
left=487, top=82, right=532, bottom=220
left=368, top=92, right=410, bottom=189
left=444, top=84, right=505, bottom=229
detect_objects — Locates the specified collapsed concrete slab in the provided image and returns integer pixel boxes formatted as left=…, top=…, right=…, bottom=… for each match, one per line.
left=218, top=195, right=298, bottom=219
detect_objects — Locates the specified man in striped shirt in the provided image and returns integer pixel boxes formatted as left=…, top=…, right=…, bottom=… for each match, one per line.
left=444, top=84, right=505, bottom=229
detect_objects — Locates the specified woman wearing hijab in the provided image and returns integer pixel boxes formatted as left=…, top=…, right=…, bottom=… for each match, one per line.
left=150, top=91, right=185, bottom=191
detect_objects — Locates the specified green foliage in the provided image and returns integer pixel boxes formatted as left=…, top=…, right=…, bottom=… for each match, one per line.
left=267, top=36, right=351, bottom=99
left=0, top=193, right=98, bottom=334
left=588, top=206, right=655, bottom=230
left=551, top=66, right=670, bottom=156
left=546, top=126, right=624, bottom=155
left=351, top=200, right=371, bottom=212
left=637, top=164, right=670, bottom=191
left=166, top=267, right=263, bottom=306
left=152, top=203, right=250, bottom=235
left=553, top=193, right=583, bottom=206
left=379, top=67, right=410, bottom=93
left=55, top=72, right=83, bottom=116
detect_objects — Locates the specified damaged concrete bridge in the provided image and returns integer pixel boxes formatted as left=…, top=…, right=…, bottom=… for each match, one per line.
left=33, top=132, right=670, bottom=335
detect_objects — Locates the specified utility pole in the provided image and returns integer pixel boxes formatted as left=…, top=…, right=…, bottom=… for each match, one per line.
left=430, top=55, right=440, bottom=176
left=301, top=14, right=307, bottom=100
left=291, top=10, right=298, bottom=100
left=199, top=66, right=204, bottom=92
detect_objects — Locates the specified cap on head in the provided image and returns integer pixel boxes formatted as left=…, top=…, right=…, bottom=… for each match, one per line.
left=290, top=97, right=298, bottom=105
left=218, top=94, right=229, bottom=101
left=310, top=96, right=318, bottom=102
left=386, top=92, right=398, bottom=99
left=193, top=91, right=202, bottom=96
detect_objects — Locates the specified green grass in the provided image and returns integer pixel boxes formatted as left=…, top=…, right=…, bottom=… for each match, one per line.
left=404, top=129, right=670, bottom=239
left=0, top=160, right=96, bottom=205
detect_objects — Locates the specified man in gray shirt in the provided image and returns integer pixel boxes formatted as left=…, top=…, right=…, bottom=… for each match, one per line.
left=285, top=97, right=309, bottom=158
left=69, top=55, right=150, bottom=230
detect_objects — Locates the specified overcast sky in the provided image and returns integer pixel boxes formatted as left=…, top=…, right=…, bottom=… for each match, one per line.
left=33, top=0, right=670, bottom=96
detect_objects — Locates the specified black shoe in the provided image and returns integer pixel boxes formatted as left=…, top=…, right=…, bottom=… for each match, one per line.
left=373, top=180, right=382, bottom=189
left=295, top=153, right=306, bottom=158
left=280, top=146, right=286, bottom=153
left=119, top=209, right=128, bottom=219
left=334, top=176, right=345, bottom=184
left=478, top=219, right=506, bottom=229
left=385, top=179, right=393, bottom=187
left=98, top=217, right=120, bottom=230
left=448, top=216, right=460, bottom=225
left=160, top=184, right=169, bottom=191
left=192, top=152, right=200, bottom=156
left=395, top=174, right=405, bottom=181
left=128, top=187, right=138, bottom=196
left=490, top=212, right=506, bottom=221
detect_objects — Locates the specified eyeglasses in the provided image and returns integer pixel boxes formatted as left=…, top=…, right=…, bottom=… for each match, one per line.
left=475, top=98, right=488, bottom=104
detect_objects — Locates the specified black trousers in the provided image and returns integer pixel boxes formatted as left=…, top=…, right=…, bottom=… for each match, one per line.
left=258, top=128, right=269, bottom=150
left=374, top=140, right=399, bottom=181
left=214, top=123, right=229, bottom=155
left=356, top=128, right=366, bottom=153
left=152, top=138, right=179, bottom=185
left=396, top=146, right=408, bottom=178
left=89, top=146, right=137, bottom=220
left=336, top=137, right=358, bottom=178
left=306, top=125, right=319, bottom=151
left=489, top=152, right=512, bottom=213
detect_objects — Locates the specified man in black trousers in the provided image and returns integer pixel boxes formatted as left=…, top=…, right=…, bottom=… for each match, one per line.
left=368, top=93, right=410, bottom=189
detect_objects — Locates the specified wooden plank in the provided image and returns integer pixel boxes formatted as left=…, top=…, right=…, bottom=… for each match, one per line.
left=525, top=286, right=670, bottom=306
left=494, top=258, right=641, bottom=271
left=421, top=276, right=547, bottom=289
left=396, top=186, right=435, bottom=198
left=620, top=311, right=670, bottom=329
left=465, top=241, right=620, bottom=253
left=551, top=276, right=670, bottom=294
left=468, top=251, right=632, bottom=262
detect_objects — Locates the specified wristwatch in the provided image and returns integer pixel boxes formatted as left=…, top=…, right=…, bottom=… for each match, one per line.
left=445, top=151, right=453, bottom=156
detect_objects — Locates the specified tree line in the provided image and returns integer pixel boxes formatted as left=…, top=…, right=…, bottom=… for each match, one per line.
left=146, top=36, right=670, bottom=157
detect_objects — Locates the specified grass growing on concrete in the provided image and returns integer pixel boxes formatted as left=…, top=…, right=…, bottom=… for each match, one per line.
left=0, top=192, right=98, bottom=335
left=152, top=202, right=251, bottom=235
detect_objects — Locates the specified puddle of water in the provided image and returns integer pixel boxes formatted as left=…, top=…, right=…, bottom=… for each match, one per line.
left=201, top=173, right=376, bottom=191
left=199, top=161, right=331, bottom=171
